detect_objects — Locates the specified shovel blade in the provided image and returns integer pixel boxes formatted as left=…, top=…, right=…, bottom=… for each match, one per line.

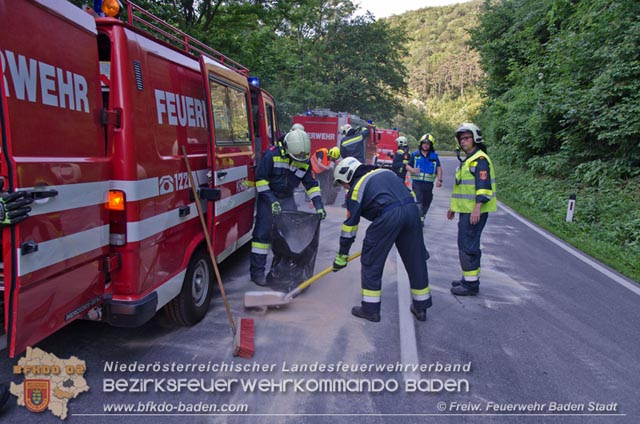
left=244, top=290, right=292, bottom=308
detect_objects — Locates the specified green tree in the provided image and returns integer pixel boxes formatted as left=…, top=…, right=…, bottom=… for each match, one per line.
left=471, top=0, right=640, bottom=178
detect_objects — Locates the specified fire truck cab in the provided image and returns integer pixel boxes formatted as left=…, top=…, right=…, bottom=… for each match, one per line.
left=292, top=109, right=375, bottom=204
left=0, top=0, right=279, bottom=357
left=372, top=128, right=401, bottom=168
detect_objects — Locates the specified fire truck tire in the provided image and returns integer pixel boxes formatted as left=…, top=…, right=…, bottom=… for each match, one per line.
left=165, top=248, right=213, bottom=326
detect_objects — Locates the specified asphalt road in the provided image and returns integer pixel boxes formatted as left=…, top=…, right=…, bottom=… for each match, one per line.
left=1, top=156, right=639, bottom=423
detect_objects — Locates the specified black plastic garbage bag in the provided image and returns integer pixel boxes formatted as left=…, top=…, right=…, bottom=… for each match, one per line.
left=267, top=211, right=321, bottom=292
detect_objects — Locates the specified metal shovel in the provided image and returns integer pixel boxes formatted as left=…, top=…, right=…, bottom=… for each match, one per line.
left=244, top=251, right=361, bottom=308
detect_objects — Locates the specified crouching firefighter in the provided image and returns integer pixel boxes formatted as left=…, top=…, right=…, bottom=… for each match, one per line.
left=332, top=157, right=432, bottom=322
left=250, top=129, right=326, bottom=286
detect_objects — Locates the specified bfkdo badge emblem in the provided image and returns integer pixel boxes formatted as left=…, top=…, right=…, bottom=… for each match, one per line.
left=24, top=380, right=50, bottom=413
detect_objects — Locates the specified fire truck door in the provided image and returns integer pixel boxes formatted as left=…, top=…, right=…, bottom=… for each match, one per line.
left=199, top=57, right=256, bottom=259
left=1, top=70, right=9, bottom=354
left=1, top=1, right=110, bottom=357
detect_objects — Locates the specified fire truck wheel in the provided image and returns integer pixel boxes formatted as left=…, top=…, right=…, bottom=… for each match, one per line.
left=165, top=248, right=213, bottom=326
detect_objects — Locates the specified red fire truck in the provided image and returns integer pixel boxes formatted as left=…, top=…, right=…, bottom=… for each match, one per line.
left=372, top=127, right=401, bottom=168
left=292, top=109, right=377, bottom=204
left=0, top=0, right=280, bottom=357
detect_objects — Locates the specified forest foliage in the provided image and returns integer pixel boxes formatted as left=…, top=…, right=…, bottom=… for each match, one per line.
left=471, top=0, right=640, bottom=181
left=81, top=0, right=411, bottom=125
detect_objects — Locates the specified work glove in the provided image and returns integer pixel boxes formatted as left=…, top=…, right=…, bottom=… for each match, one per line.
left=316, top=208, right=327, bottom=220
left=271, top=201, right=282, bottom=215
left=0, top=191, right=33, bottom=226
left=332, top=253, right=348, bottom=272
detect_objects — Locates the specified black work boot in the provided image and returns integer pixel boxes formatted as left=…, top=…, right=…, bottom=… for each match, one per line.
left=451, top=279, right=463, bottom=287
left=410, top=305, right=427, bottom=322
left=251, top=274, right=268, bottom=287
left=351, top=306, right=381, bottom=322
left=450, top=281, right=479, bottom=296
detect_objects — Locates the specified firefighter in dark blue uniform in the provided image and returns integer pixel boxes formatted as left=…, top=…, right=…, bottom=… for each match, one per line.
left=391, top=136, right=413, bottom=181
left=410, top=133, right=442, bottom=226
left=332, top=157, right=432, bottom=322
left=251, top=129, right=326, bottom=286
left=339, top=124, right=372, bottom=163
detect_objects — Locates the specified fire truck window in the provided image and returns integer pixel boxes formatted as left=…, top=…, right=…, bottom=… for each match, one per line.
left=250, top=90, right=260, bottom=137
left=209, top=80, right=250, bottom=146
left=266, top=104, right=275, bottom=144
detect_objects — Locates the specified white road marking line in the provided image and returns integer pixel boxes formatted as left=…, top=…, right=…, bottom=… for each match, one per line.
left=395, top=249, right=421, bottom=381
left=500, top=202, right=640, bottom=295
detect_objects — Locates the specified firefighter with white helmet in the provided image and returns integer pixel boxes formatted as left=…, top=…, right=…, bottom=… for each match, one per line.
left=251, top=129, right=326, bottom=286
left=338, top=122, right=373, bottom=163
left=333, top=157, right=432, bottom=322
left=291, top=123, right=305, bottom=132
left=409, top=133, right=442, bottom=226
left=391, top=135, right=416, bottom=184
left=447, top=122, right=496, bottom=296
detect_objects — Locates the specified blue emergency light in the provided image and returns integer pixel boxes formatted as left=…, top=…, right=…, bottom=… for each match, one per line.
left=248, top=77, right=260, bottom=87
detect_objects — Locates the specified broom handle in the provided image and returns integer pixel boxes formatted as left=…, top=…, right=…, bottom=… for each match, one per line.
left=182, top=147, right=236, bottom=334
left=287, top=251, right=362, bottom=298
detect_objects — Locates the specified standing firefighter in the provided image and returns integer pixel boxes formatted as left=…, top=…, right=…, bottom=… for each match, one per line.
left=339, top=123, right=373, bottom=163
left=391, top=136, right=415, bottom=187
left=311, top=146, right=341, bottom=205
left=410, top=133, right=442, bottom=226
left=447, top=123, right=496, bottom=296
left=333, top=157, right=432, bottom=322
left=251, top=129, right=326, bottom=286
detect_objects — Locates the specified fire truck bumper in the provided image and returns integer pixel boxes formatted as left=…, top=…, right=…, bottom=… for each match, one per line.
left=104, top=293, right=158, bottom=327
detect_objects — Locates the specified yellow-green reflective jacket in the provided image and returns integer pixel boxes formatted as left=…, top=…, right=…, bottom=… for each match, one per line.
left=450, top=149, right=497, bottom=213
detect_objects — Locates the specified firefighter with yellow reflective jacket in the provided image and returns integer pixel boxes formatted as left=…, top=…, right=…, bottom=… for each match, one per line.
left=250, top=129, right=326, bottom=286
left=447, top=123, right=496, bottom=296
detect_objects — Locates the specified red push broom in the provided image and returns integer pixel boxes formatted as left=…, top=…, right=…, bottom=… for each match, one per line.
left=182, top=147, right=254, bottom=358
